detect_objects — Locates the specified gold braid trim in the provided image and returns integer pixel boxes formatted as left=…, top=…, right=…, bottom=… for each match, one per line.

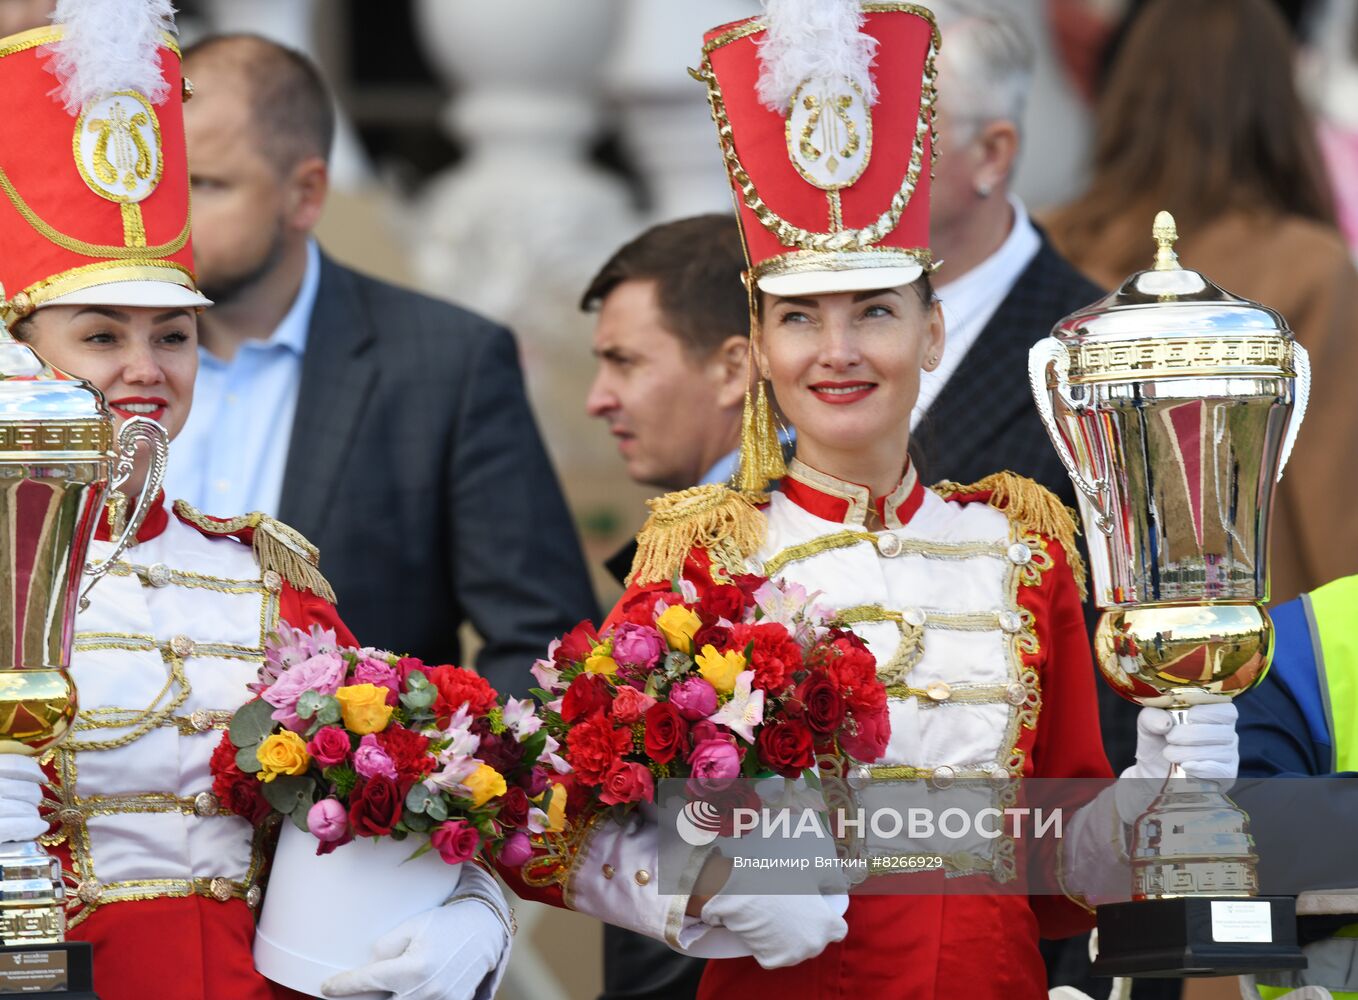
left=519, top=813, right=603, bottom=894
left=172, top=501, right=337, bottom=603
left=627, top=485, right=765, bottom=586
left=931, top=473, right=1087, bottom=599
left=252, top=518, right=337, bottom=604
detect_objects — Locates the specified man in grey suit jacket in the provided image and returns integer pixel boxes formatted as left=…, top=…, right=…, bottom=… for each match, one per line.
left=170, top=34, right=597, bottom=697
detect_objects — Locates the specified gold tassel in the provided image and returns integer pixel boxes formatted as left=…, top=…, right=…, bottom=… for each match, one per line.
left=734, top=271, right=787, bottom=494
left=252, top=517, right=338, bottom=604
left=736, top=377, right=788, bottom=493
left=627, top=484, right=766, bottom=586
left=933, top=472, right=1088, bottom=599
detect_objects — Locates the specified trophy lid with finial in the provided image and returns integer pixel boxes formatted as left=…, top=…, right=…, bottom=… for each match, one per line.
left=1047, top=210, right=1297, bottom=385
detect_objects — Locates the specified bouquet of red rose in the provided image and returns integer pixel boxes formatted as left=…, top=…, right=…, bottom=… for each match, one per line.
left=531, top=575, right=890, bottom=815
left=212, top=625, right=568, bottom=867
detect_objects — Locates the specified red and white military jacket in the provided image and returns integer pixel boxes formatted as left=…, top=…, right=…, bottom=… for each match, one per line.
left=44, top=495, right=351, bottom=1000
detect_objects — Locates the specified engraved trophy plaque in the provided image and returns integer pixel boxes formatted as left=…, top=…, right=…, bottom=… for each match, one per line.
left=0, top=331, right=167, bottom=998
left=1029, top=213, right=1308, bottom=977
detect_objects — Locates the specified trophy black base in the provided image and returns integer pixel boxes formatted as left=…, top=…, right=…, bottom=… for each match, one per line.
left=1092, top=897, right=1307, bottom=978
left=0, top=940, right=97, bottom=998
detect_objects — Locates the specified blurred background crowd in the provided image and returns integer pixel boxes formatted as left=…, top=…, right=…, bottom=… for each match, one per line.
left=4, top=0, right=1355, bottom=997
left=1, top=0, right=1349, bottom=612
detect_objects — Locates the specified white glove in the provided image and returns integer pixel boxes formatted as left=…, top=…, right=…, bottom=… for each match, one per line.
left=0, top=756, right=48, bottom=843
left=699, top=891, right=848, bottom=969
left=1116, top=703, right=1239, bottom=824
left=321, top=864, right=512, bottom=1000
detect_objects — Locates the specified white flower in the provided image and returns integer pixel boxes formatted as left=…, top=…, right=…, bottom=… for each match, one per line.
left=437, top=705, right=480, bottom=762
left=707, top=670, right=765, bottom=743
left=754, top=579, right=811, bottom=627
left=524, top=660, right=556, bottom=690
left=527, top=805, right=551, bottom=834
left=503, top=696, right=543, bottom=741
left=542, top=733, right=571, bottom=774
left=423, top=755, right=480, bottom=796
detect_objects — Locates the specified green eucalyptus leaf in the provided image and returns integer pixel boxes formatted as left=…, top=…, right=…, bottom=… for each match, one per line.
left=400, top=682, right=436, bottom=713
left=426, top=796, right=448, bottom=822
left=259, top=774, right=312, bottom=815
left=405, top=783, right=433, bottom=814
left=314, top=696, right=341, bottom=727
left=295, top=690, right=324, bottom=720
left=235, top=745, right=264, bottom=773
left=288, top=803, right=311, bottom=832
left=403, top=812, right=433, bottom=834
left=229, top=698, right=277, bottom=749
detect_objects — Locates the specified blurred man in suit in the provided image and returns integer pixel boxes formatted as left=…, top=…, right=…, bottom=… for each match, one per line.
left=170, top=34, right=597, bottom=697
left=580, top=215, right=751, bottom=1000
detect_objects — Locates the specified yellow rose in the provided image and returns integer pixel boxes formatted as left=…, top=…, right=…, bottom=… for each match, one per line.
left=256, top=731, right=310, bottom=783
left=335, top=683, right=394, bottom=735
left=657, top=604, right=703, bottom=655
left=464, top=763, right=507, bottom=807
left=696, top=644, right=745, bottom=694
left=537, top=783, right=567, bottom=833
left=584, top=650, right=619, bottom=675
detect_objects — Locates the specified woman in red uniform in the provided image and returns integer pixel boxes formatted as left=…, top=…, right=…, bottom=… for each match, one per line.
left=504, top=3, right=1240, bottom=997
left=0, top=5, right=509, bottom=998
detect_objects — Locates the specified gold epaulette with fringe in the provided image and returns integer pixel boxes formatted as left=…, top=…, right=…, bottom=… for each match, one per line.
left=172, top=500, right=337, bottom=604
left=627, top=484, right=766, bottom=586
left=931, top=473, right=1087, bottom=599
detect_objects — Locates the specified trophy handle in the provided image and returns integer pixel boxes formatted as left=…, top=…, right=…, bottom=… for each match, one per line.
left=82, top=417, right=170, bottom=589
left=1028, top=338, right=1114, bottom=535
left=1276, top=342, right=1310, bottom=482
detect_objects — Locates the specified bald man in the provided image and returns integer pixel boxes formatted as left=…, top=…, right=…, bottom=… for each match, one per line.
left=171, top=35, right=598, bottom=698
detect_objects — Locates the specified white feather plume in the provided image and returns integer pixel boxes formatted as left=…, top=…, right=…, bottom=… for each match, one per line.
left=45, top=0, right=177, bottom=114
left=756, top=0, right=878, bottom=114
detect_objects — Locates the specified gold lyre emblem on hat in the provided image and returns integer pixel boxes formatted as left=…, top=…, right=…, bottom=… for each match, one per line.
left=74, top=91, right=164, bottom=205
left=90, top=102, right=151, bottom=192
left=785, top=77, right=873, bottom=191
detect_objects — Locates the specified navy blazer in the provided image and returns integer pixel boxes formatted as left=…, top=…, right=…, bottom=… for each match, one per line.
left=278, top=254, right=599, bottom=697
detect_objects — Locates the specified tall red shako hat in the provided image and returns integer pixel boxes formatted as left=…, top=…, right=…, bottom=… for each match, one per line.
left=0, top=0, right=209, bottom=328
left=696, top=0, right=939, bottom=296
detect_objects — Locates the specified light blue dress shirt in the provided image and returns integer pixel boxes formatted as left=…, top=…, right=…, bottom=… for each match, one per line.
left=167, top=240, right=321, bottom=517
left=700, top=429, right=796, bottom=486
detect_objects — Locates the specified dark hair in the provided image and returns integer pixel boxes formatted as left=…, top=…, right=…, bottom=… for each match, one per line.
left=183, top=34, right=335, bottom=172
left=8, top=314, right=33, bottom=342
left=581, top=215, right=750, bottom=357
left=910, top=271, right=936, bottom=306
left=1052, top=0, right=1334, bottom=276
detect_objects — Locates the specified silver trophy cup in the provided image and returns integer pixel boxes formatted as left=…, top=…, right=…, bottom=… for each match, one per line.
left=1029, top=213, right=1308, bottom=976
left=0, top=330, right=167, bottom=996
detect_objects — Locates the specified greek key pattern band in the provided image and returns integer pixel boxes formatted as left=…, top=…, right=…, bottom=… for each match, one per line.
left=0, top=420, right=111, bottom=453
left=1065, top=335, right=1293, bottom=383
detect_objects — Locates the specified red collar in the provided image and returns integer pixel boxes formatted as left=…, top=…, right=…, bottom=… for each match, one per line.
left=93, top=490, right=170, bottom=544
left=779, top=459, right=924, bottom=528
